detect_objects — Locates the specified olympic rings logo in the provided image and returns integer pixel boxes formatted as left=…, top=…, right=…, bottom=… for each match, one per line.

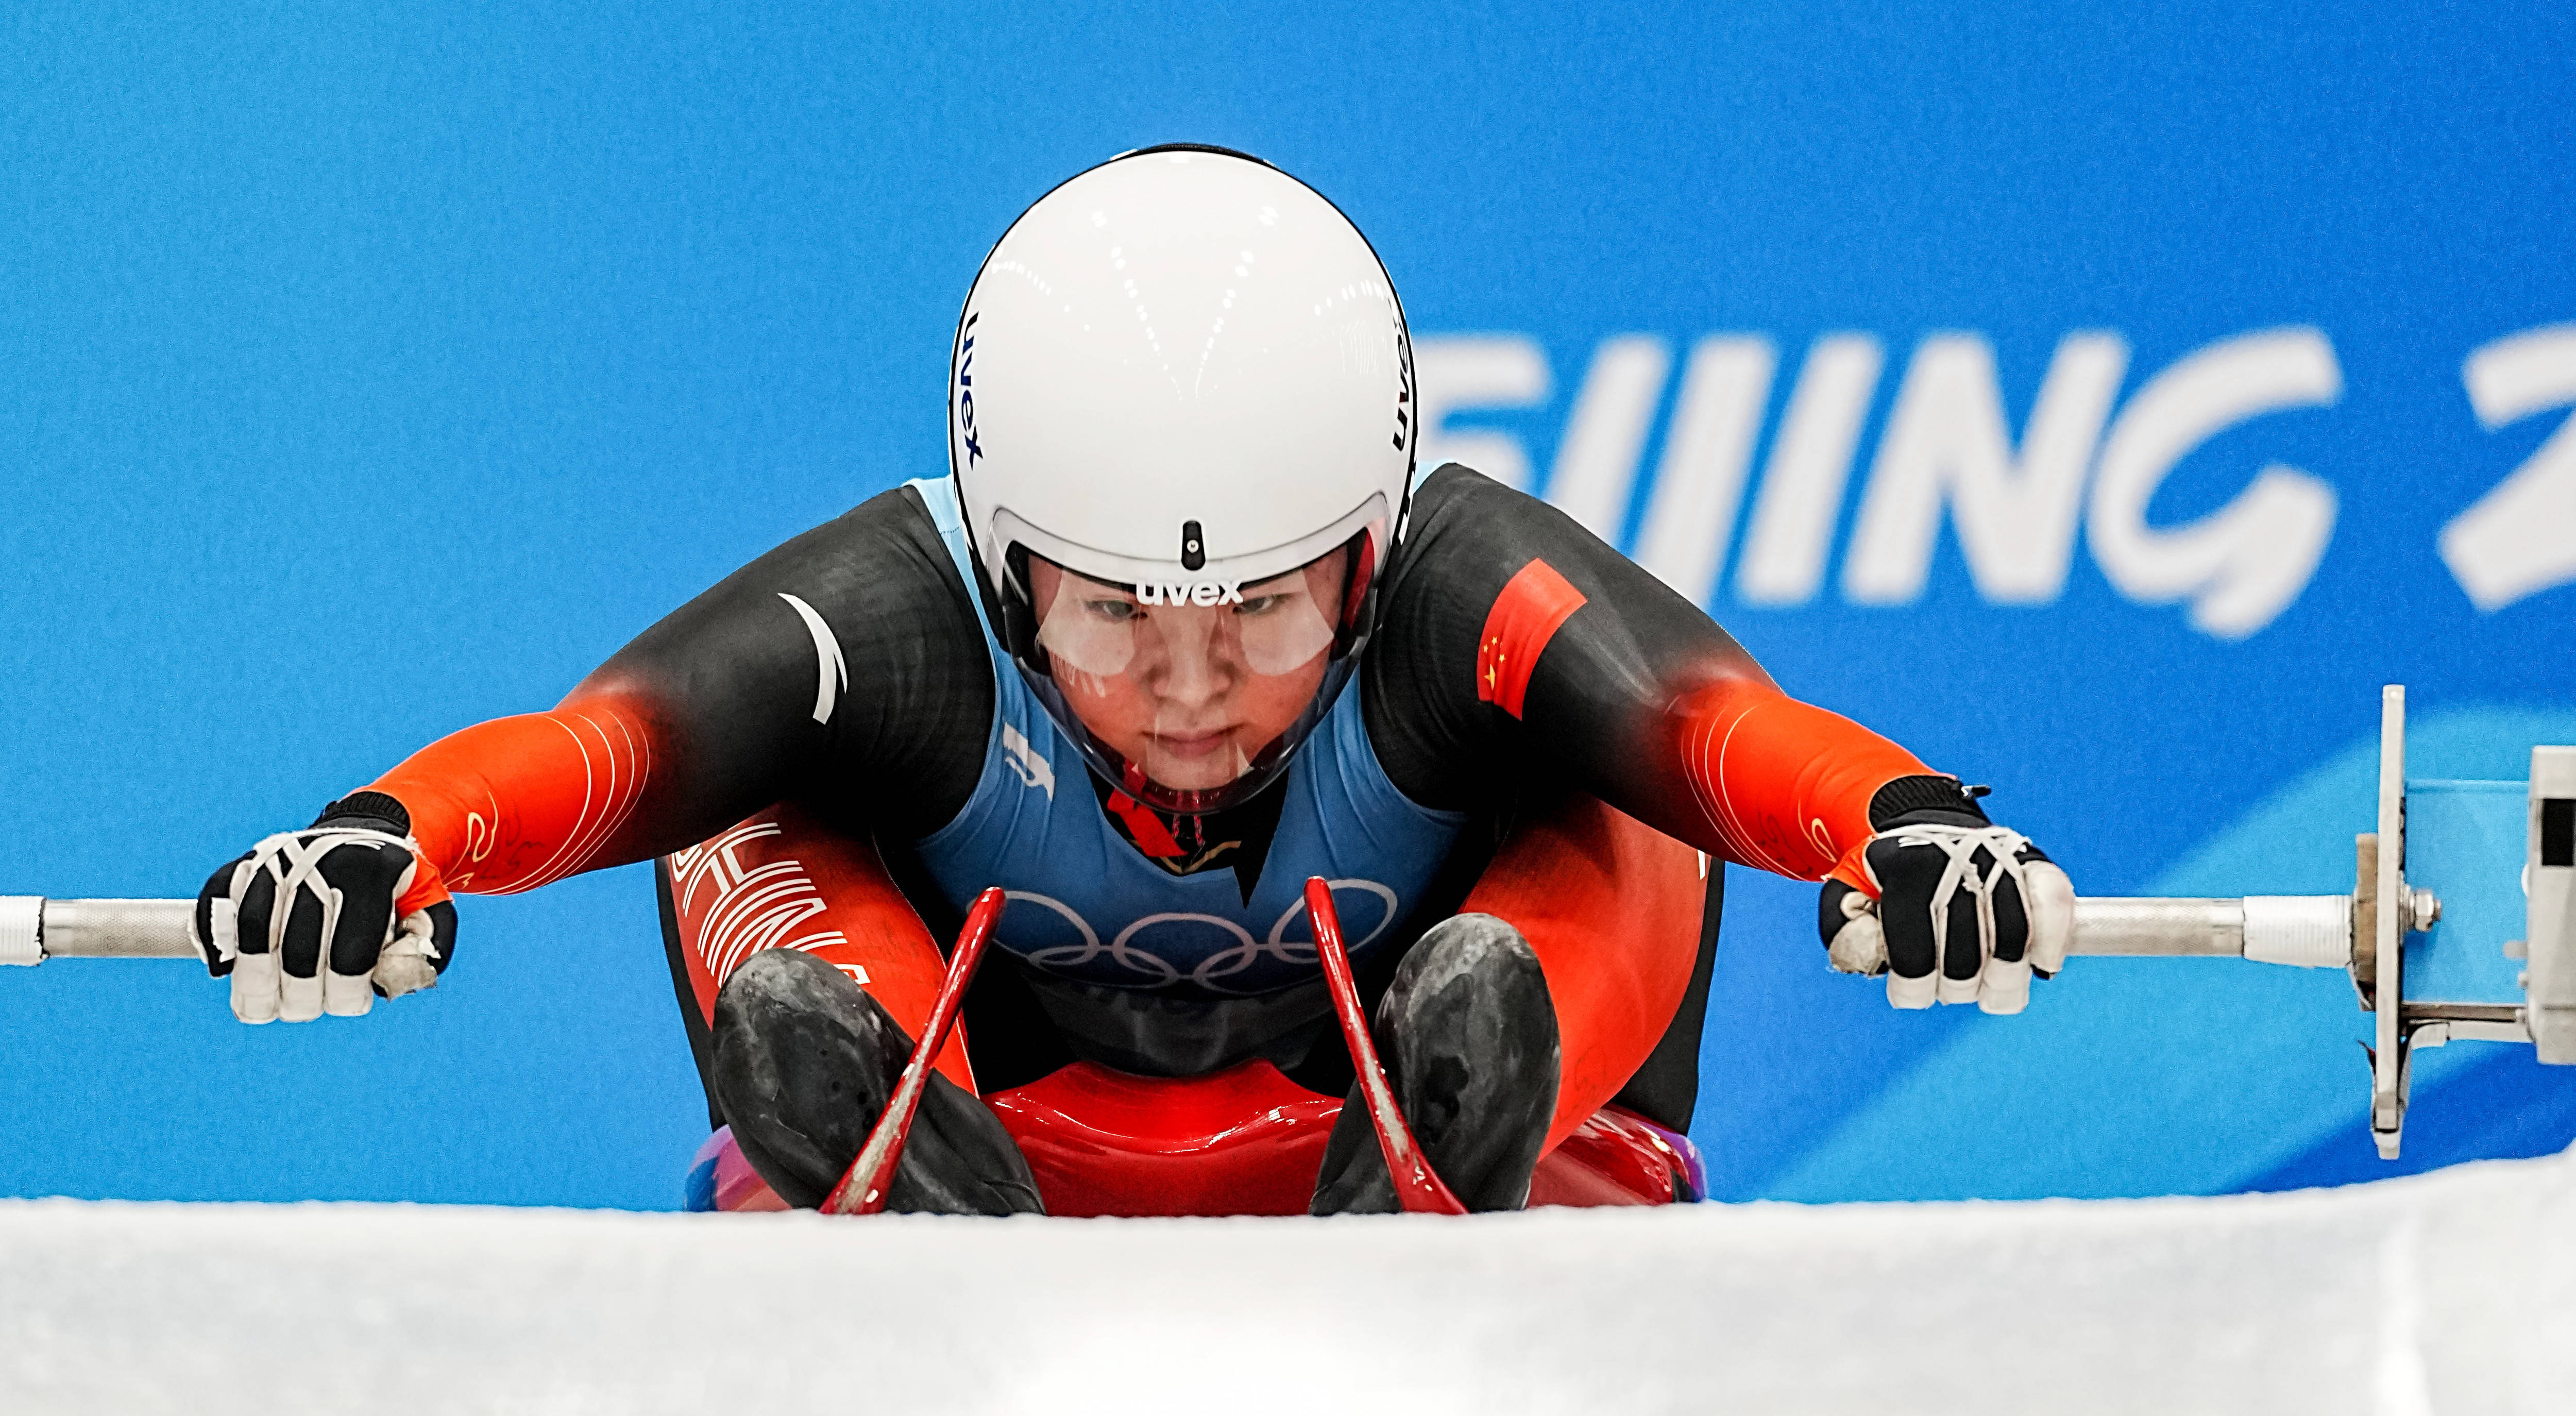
left=1009, top=879, right=1400, bottom=993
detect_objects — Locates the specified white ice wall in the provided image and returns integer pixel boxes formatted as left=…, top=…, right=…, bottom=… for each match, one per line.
left=7, top=1151, right=2574, bottom=1416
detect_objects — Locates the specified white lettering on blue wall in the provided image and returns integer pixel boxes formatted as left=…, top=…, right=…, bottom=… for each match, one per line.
left=2086, top=328, right=2340, bottom=640
left=2442, top=325, right=2576, bottom=613
left=1417, top=327, right=2367, bottom=639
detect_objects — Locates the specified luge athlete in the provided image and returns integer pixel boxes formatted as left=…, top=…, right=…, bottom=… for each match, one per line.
left=191, top=147, right=2076, bottom=1215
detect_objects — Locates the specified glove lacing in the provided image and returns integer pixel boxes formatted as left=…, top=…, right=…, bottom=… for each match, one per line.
left=1879, top=822, right=2035, bottom=964
left=237, top=827, right=417, bottom=958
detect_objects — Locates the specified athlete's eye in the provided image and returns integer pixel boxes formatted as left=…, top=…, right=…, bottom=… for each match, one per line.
left=1083, top=599, right=1140, bottom=621
left=1235, top=595, right=1284, bottom=616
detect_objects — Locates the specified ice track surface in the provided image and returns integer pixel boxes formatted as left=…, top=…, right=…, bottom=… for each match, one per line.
left=8, top=1152, right=2575, bottom=1415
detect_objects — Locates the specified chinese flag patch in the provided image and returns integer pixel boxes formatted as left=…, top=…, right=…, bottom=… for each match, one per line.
left=1475, top=559, right=1587, bottom=719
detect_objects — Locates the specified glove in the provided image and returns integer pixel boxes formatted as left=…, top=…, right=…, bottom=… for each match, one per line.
left=1818, top=776, right=2074, bottom=1015
left=191, top=791, right=457, bottom=1024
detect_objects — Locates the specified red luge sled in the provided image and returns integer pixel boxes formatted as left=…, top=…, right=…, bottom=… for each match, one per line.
left=683, top=878, right=1707, bottom=1217
left=690, top=1061, right=1701, bottom=1216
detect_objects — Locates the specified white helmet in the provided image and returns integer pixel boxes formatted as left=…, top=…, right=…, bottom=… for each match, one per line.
left=950, top=146, right=1416, bottom=818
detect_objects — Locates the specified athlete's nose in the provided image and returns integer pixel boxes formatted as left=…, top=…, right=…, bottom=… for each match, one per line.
left=1146, top=606, right=1237, bottom=711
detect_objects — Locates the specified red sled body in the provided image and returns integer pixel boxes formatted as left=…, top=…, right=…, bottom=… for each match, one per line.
left=684, top=1056, right=1706, bottom=1216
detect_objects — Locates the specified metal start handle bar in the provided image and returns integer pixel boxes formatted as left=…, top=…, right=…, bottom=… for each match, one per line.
left=0, top=892, right=2376, bottom=967
left=0, top=898, right=197, bottom=963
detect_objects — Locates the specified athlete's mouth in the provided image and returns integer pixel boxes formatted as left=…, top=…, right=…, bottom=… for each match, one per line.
left=1148, top=729, right=1235, bottom=761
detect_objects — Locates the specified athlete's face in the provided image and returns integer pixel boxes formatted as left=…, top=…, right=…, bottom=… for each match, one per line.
left=1029, top=550, right=1349, bottom=794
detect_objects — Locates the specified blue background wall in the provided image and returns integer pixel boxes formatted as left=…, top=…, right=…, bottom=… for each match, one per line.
left=4, top=2, right=2572, bottom=1208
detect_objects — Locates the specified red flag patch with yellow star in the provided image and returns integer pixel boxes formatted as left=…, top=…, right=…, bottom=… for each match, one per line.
left=1475, top=558, right=1587, bottom=718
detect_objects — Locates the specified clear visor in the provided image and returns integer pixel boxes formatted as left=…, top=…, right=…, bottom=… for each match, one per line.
left=1027, top=546, right=1354, bottom=800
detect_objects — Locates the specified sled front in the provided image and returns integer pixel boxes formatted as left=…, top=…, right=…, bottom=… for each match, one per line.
left=685, top=1057, right=1702, bottom=1217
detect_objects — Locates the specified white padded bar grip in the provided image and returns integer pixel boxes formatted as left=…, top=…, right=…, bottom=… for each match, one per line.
left=2069, top=896, right=2352, bottom=964
left=2241, top=895, right=2352, bottom=967
left=0, top=897, right=40, bottom=966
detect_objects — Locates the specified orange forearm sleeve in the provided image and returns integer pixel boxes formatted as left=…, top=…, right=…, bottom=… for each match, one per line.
left=1674, top=681, right=1933, bottom=891
left=366, top=694, right=657, bottom=898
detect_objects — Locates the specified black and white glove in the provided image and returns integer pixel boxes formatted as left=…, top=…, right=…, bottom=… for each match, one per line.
left=191, top=791, right=457, bottom=1024
left=1819, top=776, right=2074, bottom=1015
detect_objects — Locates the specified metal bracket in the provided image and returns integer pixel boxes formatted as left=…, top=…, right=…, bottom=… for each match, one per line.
left=2370, top=686, right=2409, bottom=1158
left=2528, top=747, right=2576, bottom=1062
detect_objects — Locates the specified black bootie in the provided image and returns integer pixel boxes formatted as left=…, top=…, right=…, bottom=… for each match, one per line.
left=711, top=948, right=1044, bottom=1215
left=1310, top=913, right=1562, bottom=1214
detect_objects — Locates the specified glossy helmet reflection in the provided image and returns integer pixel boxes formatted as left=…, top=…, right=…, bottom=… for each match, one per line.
left=949, top=145, right=1416, bottom=816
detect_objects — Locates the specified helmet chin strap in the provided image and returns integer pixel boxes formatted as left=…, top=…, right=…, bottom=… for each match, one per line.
left=1115, top=751, right=1245, bottom=823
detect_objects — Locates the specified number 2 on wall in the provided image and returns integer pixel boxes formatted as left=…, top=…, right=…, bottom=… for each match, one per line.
left=2442, top=325, right=2576, bottom=612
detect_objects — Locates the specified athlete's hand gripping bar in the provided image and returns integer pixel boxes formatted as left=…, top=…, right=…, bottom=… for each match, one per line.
left=822, top=886, right=1006, bottom=1217
left=1306, top=875, right=1468, bottom=1216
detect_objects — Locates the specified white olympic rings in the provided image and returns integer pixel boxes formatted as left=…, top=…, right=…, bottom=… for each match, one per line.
left=1000, top=880, right=1399, bottom=993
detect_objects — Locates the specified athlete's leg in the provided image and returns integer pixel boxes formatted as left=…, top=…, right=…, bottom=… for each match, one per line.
left=1309, top=791, right=1702, bottom=1213
left=664, top=801, right=1042, bottom=1214
left=1463, top=791, right=1705, bottom=1150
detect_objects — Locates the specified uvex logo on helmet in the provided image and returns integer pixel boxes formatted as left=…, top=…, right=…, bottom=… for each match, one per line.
left=956, top=312, right=984, bottom=465
left=1393, top=326, right=1414, bottom=452
left=1136, top=581, right=1245, bottom=606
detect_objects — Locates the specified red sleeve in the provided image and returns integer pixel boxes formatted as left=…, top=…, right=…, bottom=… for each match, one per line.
left=1480, top=558, right=1928, bottom=886
left=1670, top=680, right=1929, bottom=890
left=366, top=692, right=659, bottom=909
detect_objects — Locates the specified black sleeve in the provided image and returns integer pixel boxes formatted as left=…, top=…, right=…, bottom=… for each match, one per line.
left=572, top=484, right=994, bottom=848
left=1362, top=464, right=1777, bottom=822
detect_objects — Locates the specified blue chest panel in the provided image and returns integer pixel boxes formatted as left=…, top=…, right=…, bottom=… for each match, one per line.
left=905, top=477, right=1464, bottom=999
